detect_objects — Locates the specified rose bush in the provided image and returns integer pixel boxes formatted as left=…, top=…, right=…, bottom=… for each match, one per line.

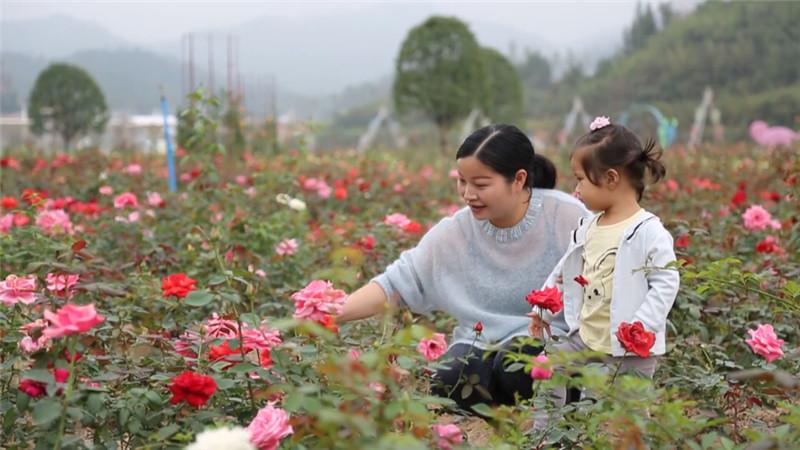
left=0, top=109, right=798, bottom=448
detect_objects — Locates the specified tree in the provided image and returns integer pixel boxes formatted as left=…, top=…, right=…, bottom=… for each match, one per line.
left=517, top=49, right=553, bottom=118
left=624, top=3, right=658, bottom=53
left=28, top=63, right=109, bottom=148
left=479, top=47, right=523, bottom=124
left=393, top=16, right=486, bottom=154
left=518, top=49, right=552, bottom=90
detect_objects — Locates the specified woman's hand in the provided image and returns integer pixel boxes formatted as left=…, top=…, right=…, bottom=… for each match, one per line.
left=526, top=311, right=551, bottom=339
left=336, top=282, right=390, bottom=323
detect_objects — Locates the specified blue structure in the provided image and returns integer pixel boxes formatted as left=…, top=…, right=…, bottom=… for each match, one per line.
left=618, top=104, right=678, bottom=149
left=160, top=93, right=177, bottom=192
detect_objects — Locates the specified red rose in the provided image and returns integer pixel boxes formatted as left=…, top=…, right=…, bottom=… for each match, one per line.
left=208, top=340, right=241, bottom=363
left=525, top=286, right=563, bottom=314
left=19, top=368, right=70, bottom=398
left=259, top=348, right=273, bottom=369
left=473, top=321, right=483, bottom=335
left=334, top=187, right=348, bottom=200
left=615, top=321, right=656, bottom=358
left=317, top=315, right=339, bottom=334
left=357, top=235, right=375, bottom=251
left=731, top=189, right=746, bottom=207
left=1, top=197, right=17, bottom=210
left=161, top=273, right=197, bottom=299
left=19, top=379, right=47, bottom=398
left=169, top=371, right=217, bottom=407
left=402, top=221, right=423, bottom=234
left=574, top=275, right=589, bottom=287
left=675, top=234, right=690, bottom=249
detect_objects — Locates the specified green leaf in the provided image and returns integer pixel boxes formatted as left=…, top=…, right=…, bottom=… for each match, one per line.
left=22, top=369, right=54, bottom=384
left=184, top=290, right=214, bottom=307
left=157, top=424, right=181, bottom=440
left=460, top=384, right=473, bottom=399
left=471, top=403, right=495, bottom=418
left=383, top=402, right=403, bottom=420
left=86, top=393, right=105, bottom=414
left=208, top=275, right=227, bottom=286
left=144, top=390, right=162, bottom=405
left=505, top=362, right=525, bottom=373
left=33, top=399, right=62, bottom=426
left=228, top=363, right=259, bottom=374
left=214, top=377, right=236, bottom=390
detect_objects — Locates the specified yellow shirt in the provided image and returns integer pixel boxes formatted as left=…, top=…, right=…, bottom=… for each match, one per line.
left=579, top=210, right=645, bottom=354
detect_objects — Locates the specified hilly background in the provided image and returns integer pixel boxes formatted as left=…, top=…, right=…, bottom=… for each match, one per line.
left=0, top=7, right=614, bottom=118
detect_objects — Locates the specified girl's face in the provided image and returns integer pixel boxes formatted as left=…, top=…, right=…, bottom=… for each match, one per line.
left=570, top=152, right=612, bottom=212
left=456, top=155, right=527, bottom=227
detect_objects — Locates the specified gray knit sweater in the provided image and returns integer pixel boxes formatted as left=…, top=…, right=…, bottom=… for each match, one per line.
left=373, top=189, right=590, bottom=349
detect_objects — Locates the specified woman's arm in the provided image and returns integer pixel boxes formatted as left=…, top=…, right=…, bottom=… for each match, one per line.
left=337, top=282, right=395, bottom=323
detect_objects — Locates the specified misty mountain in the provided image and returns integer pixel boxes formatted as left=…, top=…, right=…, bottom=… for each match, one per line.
left=149, top=9, right=554, bottom=95
left=0, top=14, right=132, bottom=58
left=0, top=11, right=609, bottom=118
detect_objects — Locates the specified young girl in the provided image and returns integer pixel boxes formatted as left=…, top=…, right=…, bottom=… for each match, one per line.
left=529, top=116, right=680, bottom=406
left=338, top=124, right=590, bottom=410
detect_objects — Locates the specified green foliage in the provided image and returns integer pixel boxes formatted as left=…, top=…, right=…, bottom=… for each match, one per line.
left=27, top=63, right=109, bottom=148
left=478, top=47, right=523, bottom=124
left=0, top=135, right=798, bottom=448
left=393, top=16, right=486, bottom=152
left=516, top=49, right=552, bottom=118
left=624, top=2, right=658, bottom=54
left=579, top=2, right=800, bottom=125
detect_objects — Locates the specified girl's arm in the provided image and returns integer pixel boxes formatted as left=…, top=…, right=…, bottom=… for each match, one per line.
left=337, top=282, right=395, bottom=323
left=631, top=226, right=680, bottom=332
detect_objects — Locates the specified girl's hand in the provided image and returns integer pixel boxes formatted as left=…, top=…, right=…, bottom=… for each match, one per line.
left=527, top=311, right=551, bottom=339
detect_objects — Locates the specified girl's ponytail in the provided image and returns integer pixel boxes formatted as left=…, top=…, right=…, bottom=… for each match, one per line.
left=641, top=138, right=666, bottom=183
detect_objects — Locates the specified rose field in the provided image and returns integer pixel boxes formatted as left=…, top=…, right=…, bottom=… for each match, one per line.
left=0, top=132, right=799, bottom=449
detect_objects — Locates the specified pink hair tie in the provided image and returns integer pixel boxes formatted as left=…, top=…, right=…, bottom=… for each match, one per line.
left=589, top=116, right=611, bottom=131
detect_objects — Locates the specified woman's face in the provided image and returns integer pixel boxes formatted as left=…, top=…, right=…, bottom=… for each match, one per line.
left=456, top=155, right=526, bottom=226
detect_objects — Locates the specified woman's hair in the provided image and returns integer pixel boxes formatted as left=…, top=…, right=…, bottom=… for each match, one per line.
left=456, top=124, right=556, bottom=189
left=573, top=124, right=665, bottom=200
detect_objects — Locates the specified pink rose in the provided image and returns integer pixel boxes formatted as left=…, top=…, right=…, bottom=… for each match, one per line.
left=46, top=273, right=80, bottom=298
left=0, top=274, right=38, bottom=305
left=745, top=324, right=784, bottom=363
left=291, top=280, right=347, bottom=322
left=113, top=192, right=139, bottom=209
left=125, top=163, right=142, bottom=175
left=275, top=238, right=299, bottom=256
left=383, top=213, right=411, bottom=228
left=530, top=354, right=553, bottom=380
left=316, top=182, right=332, bottom=199
left=742, top=205, right=780, bottom=231
left=247, top=404, right=294, bottom=450
left=417, top=333, right=448, bottom=362
left=99, top=186, right=113, bottom=196
left=0, top=213, right=14, bottom=233
left=43, top=303, right=105, bottom=339
left=146, top=191, right=164, bottom=207
left=431, top=423, right=463, bottom=450
left=35, top=209, right=73, bottom=235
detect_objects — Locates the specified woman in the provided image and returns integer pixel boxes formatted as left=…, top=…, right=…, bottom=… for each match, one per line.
left=338, top=124, right=589, bottom=410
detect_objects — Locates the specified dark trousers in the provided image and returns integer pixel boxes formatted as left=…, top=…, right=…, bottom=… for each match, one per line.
left=431, top=338, right=541, bottom=411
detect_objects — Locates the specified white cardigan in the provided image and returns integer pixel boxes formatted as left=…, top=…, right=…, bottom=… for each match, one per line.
left=542, top=211, right=680, bottom=356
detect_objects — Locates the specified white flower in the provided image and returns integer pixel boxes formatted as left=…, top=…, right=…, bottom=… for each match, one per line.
left=275, top=194, right=291, bottom=205
left=186, top=426, right=255, bottom=450
left=288, top=198, right=307, bottom=211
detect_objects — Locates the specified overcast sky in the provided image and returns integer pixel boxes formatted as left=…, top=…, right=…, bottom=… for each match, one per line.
left=1, top=0, right=699, bottom=50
